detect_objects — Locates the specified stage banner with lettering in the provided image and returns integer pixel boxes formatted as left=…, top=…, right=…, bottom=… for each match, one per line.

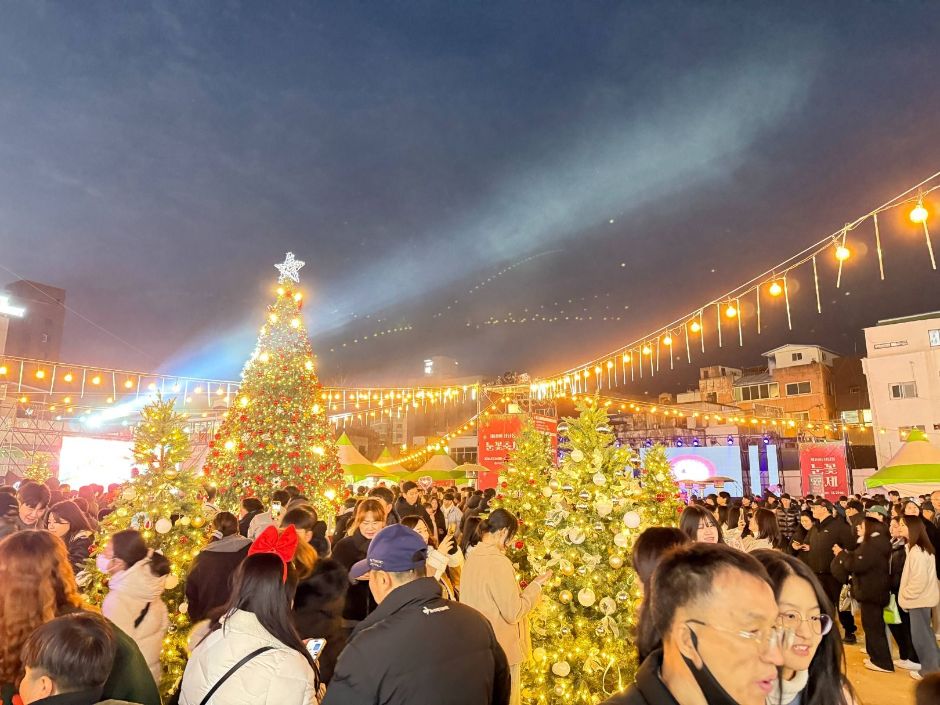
left=477, top=413, right=557, bottom=489
left=799, top=441, right=849, bottom=502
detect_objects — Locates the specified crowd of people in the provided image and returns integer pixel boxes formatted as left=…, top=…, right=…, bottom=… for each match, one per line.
left=2, top=475, right=940, bottom=704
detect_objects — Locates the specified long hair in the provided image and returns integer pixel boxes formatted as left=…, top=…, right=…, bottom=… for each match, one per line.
left=210, top=553, right=315, bottom=672
left=347, top=499, right=386, bottom=537
left=752, top=508, right=784, bottom=549
left=280, top=507, right=319, bottom=580
left=751, top=550, right=854, bottom=705
left=0, top=531, right=84, bottom=683
left=632, top=527, right=690, bottom=664
left=902, top=514, right=935, bottom=554
left=46, top=500, right=92, bottom=542
left=678, top=505, right=723, bottom=543
left=401, top=514, right=438, bottom=549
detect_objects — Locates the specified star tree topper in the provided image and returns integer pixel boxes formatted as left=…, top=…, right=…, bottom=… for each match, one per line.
left=275, top=252, right=305, bottom=284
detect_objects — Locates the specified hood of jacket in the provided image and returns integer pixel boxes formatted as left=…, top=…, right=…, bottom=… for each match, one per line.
left=108, top=557, right=166, bottom=602
left=203, top=533, right=252, bottom=553
left=299, top=558, right=348, bottom=604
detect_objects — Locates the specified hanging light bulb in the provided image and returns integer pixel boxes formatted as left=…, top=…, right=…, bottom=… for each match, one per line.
left=768, top=281, right=783, bottom=296
left=663, top=335, right=673, bottom=346
left=690, top=321, right=701, bottom=333
left=622, top=353, right=631, bottom=363
left=910, top=200, right=928, bottom=224
left=835, top=245, right=851, bottom=261
left=725, top=304, right=737, bottom=318
left=642, top=344, right=652, bottom=355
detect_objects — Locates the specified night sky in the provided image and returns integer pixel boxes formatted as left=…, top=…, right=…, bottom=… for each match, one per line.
left=2, top=1, right=940, bottom=391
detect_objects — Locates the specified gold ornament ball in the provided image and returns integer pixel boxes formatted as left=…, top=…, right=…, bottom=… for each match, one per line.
left=165, top=468, right=178, bottom=479
left=559, top=589, right=573, bottom=604
left=609, top=555, right=624, bottom=569
left=191, top=515, right=206, bottom=529
left=560, top=560, right=575, bottom=576
left=116, top=507, right=128, bottom=517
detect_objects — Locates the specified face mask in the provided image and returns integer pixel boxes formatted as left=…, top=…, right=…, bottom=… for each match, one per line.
left=681, top=630, right=742, bottom=705
left=96, top=554, right=113, bottom=573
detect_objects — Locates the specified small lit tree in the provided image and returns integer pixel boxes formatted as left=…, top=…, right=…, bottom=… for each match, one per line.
left=490, top=418, right=555, bottom=581
left=82, top=395, right=207, bottom=697
left=24, top=452, right=53, bottom=484
left=637, top=444, right=683, bottom=526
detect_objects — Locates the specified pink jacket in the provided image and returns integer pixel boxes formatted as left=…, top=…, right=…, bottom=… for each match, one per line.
left=459, top=543, right=541, bottom=666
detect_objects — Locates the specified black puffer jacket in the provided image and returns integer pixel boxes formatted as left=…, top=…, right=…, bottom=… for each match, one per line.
left=775, top=504, right=800, bottom=540
left=185, top=534, right=252, bottom=622
left=292, top=558, right=348, bottom=684
left=889, top=538, right=907, bottom=593
left=805, top=516, right=855, bottom=575
left=321, top=577, right=510, bottom=705
left=331, top=529, right=376, bottom=622
left=840, top=528, right=891, bottom=606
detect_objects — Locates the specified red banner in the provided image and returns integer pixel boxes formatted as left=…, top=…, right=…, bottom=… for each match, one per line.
left=477, top=413, right=557, bottom=489
left=799, top=442, right=849, bottom=502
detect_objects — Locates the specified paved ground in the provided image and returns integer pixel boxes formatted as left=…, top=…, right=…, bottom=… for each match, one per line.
left=843, top=637, right=918, bottom=705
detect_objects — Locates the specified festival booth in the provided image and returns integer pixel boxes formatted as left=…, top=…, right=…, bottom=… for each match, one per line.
left=374, top=447, right=410, bottom=481
left=336, top=432, right=384, bottom=482
left=402, top=449, right=465, bottom=484
left=865, top=429, right=940, bottom=495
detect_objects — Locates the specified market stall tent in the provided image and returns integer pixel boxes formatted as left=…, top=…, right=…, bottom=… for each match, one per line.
left=336, top=432, right=382, bottom=481
left=374, top=447, right=410, bottom=479
left=865, top=429, right=940, bottom=495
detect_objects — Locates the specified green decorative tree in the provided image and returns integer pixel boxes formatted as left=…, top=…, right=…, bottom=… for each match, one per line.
left=203, top=253, right=343, bottom=520
left=490, top=418, right=555, bottom=582
left=524, top=399, right=644, bottom=705
left=24, top=452, right=53, bottom=483
left=82, top=394, right=206, bottom=696
left=637, top=444, right=684, bottom=526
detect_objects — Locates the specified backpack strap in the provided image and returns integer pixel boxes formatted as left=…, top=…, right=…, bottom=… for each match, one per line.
left=199, top=646, right=274, bottom=705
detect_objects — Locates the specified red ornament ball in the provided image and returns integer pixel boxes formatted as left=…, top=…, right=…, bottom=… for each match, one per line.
left=501, top=482, right=508, bottom=488
left=519, top=580, right=529, bottom=589
left=514, top=540, right=524, bottom=550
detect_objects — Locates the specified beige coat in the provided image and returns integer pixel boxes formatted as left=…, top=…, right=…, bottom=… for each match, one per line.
left=460, top=542, right=541, bottom=666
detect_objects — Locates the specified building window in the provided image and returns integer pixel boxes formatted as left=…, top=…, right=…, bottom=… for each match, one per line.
left=40, top=333, right=49, bottom=343
left=848, top=385, right=861, bottom=394
left=733, top=382, right=779, bottom=402
left=930, top=329, right=940, bottom=347
left=889, top=382, right=917, bottom=400
left=785, top=381, right=812, bottom=396
left=791, top=352, right=803, bottom=361
left=451, top=447, right=477, bottom=464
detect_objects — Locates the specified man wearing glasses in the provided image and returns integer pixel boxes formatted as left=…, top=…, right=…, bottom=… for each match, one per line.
left=604, top=543, right=784, bottom=705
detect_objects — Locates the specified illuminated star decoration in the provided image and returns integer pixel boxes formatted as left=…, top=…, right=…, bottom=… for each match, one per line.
left=275, top=252, right=305, bottom=284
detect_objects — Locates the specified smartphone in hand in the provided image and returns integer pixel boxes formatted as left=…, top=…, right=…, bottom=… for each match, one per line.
left=306, top=638, right=327, bottom=662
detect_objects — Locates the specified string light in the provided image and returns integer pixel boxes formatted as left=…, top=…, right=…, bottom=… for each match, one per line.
left=768, top=281, right=783, bottom=296
left=689, top=321, right=701, bottom=333
left=35, top=369, right=45, bottom=379
left=910, top=199, right=928, bottom=224
left=724, top=304, right=737, bottom=318
left=835, top=245, right=851, bottom=261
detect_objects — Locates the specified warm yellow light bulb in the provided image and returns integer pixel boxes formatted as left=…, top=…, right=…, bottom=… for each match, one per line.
left=63, top=372, right=73, bottom=382
left=19, top=395, right=27, bottom=403
left=663, top=335, right=673, bottom=346
left=768, top=281, right=783, bottom=296
left=725, top=304, right=737, bottom=318
left=606, top=360, right=614, bottom=369
left=124, top=379, right=134, bottom=389
left=258, top=352, right=270, bottom=363
left=910, top=201, right=928, bottom=224
left=293, top=292, right=303, bottom=302
left=0, top=366, right=7, bottom=376
left=148, top=382, right=157, bottom=391
left=63, top=396, right=71, bottom=404
left=312, top=446, right=325, bottom=456
left=216, top=386, right=225, bottom=395
left=324, top=488, right=337, bottom=501
left=622, top=353, right=631, bottom=363
left=642, top=345, right=652, bottom=355
left=35, top=369, right=46, bottom=379
left=269, top=313, right=278, bottom=323
left=690, top=321, right=701, bottom=333
left=107, top=397, right=114, bottom=403
left=312, top=403, right=320, bottom=413
left=290, top=318, right=301, bottom=329
left=835, top=245, right=850, bottom=261
left=276, top=286, right=286, bottom=296
left=91, top=375, right=101, bottom=385
left=223, top=440, right=235, bottom=450
left=304, top=359, right=313, bottom=370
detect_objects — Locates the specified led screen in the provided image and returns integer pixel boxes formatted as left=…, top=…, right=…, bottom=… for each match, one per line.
left=59, top=436, right=134, bottom=487
left=640, top=445, right=744, bottom=497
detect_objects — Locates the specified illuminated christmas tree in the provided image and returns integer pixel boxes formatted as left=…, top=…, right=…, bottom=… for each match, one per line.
left=525, top=400, right=643, bottom=705
left=82, top=394, right=206, bottom=696
left=490, top=418, right=555, bottom=581
left=203, top=253, right=343, bottom=520
left=637, top=444, right=684, bottom=526
left=24, top=452, right=53, bottom=483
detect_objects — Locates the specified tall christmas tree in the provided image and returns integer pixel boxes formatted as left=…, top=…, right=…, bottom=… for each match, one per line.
left=524, top=400, right=644, bottom=705
left=82, top=394, right=206, bottom=696
left=203, top=253, right=343, bottom=520
left=490, top=418, right=555, bottom=582
left=637, top=444, right=684, bottom=526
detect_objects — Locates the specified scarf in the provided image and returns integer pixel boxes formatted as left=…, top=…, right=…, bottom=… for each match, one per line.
left=766, top=669, right=808, bottom=705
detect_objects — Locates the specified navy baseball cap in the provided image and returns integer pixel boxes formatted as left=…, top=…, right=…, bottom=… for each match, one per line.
left=349, top=524, right=429, bottom=581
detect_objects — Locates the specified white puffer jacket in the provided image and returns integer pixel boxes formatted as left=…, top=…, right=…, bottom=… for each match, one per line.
left=102, top=557, right=169, bottom=684
left=899, top=545, right=940, bottom=610
left=179, top=609, right=318, bottom=705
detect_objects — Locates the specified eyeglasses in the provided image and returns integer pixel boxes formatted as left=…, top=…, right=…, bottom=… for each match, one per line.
left=778, top=610, right=833, bottom=637
left=47, top=516, right=69, bottom=526
left=685, top=619, right=786, bottom=655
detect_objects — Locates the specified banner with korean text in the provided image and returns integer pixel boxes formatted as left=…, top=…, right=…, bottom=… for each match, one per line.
left=799, top=441, right=849, bottom=502
left=476, top=413, right=557, bottom=489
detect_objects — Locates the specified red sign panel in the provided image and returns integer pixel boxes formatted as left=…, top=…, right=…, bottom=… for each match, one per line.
left=477, top=413, right=557, bottom=489
left=799, top=442, right=849, bottom=502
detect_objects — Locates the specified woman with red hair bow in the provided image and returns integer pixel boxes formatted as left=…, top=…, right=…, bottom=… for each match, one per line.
left=179, top=526, right=320, bottom=705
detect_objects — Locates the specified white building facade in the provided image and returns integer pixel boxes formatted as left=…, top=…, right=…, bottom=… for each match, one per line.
left=862, top=312, right=940, bottom=466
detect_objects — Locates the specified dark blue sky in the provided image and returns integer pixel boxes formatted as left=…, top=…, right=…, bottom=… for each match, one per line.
left=2, top=1, right=940, bottom=389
